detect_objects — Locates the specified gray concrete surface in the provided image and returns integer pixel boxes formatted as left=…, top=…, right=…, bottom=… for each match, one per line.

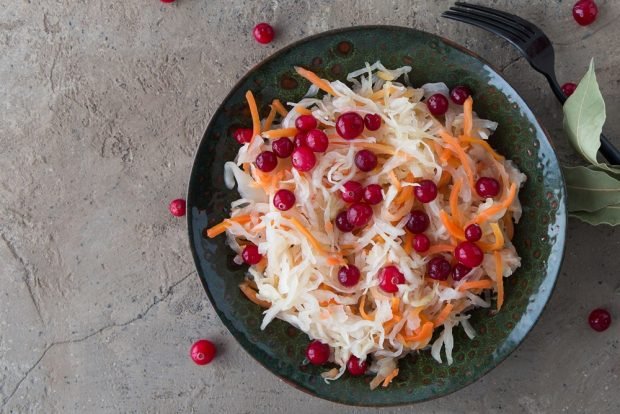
left=1, top=0, right=619, bottom=413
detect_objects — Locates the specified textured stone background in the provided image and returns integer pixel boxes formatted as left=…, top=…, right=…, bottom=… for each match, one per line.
left=1, top=0, right=619, bottom=413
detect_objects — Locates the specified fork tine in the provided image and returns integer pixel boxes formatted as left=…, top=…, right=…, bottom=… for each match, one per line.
left=450, top=5, right=532, bottom=39
left=442, top=11, right=529, bottom=47
left=454, top=2, right=537, bottom=35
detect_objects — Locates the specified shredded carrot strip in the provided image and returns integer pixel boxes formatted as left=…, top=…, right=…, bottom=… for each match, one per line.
left=383, top=315, right=401, bottom=332
left=388, top=171, right=401, bottom=190
left=359, top=295, right=373, bottom=320
left=440, top=131, right=475, bottom=189
left=473, top=183, right=517, bottom=225
left=263, top=127, right=298, bottom=139
left=319, top=283, right=336, bottom=293
left=245, top=90, right=261, bottom=140
left=294, top=66, right=337, bottom=96
left=495, top=251, right=504, bottom=311
left=440, top=147, right=452, bottom=164
left=404, top=322, right=434, bottom=342
left=391, top=297, right=400, bottom=315
left=460, top=136, right=504, bottom=161
left=290, top=217, right=326, bottom=253
left=437, top=171, right=452, bottom=189
left=463, top=96, right=473, bottom=137
left=206, top=215, right=252, bottom=238
left=326, top=255, right=346, bottom=266
left=450, top=178, right=463, bottom=225
left=255, top=258, right=267, bottom=274
left=271, top=99, right=288, bottom=117
left=294, top=105, right=312, bottom=115
left=504, top=211, right=514, bottom=240
left=382, top=368, right=399, bottom=388
left=425, top=277, right=450, bottom=287
left=263, top=105, right=277, bottom=131
left=239, top=282, right=271, bottom=308
left=424, top=243, right=454, bottom=256
left=478, top=222, right=505, bottom=251
left=458, top=279, right=494, bottom=292
left=242, top=162, right=250, bottom=173
left=439, top=210, right=465, bottom=240
left=393, top=186, right=413, bottom=206
left=433, top=303, right=454, bottom=327
left=403, top=232, right=413, bottom=255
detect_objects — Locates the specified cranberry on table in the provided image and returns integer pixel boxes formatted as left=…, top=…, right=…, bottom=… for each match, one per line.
left=242, top=244, right=262, bottom=265
left=190, top=339, right=216, bottom=365
left=406, top=210, right=430, bottom=234
left=295, top=115, right=318, bottom=132
left=363, top=184, right=383, bottom=205
left=160, top=0, right=176, bottom=3
left=588, top=308, right=611, bottom=332
left=346, top=203, right=373, bottom=228
left=414, top=180, right=438, bottom=203
left=573, top=0, right=598, bottom=26
left=306, top=340, right=330, bottom=365
left=305, top=129, right=329, bottom=152
left=412, top=234, right=430, bottom=253
left=294, top=132, right=308, bottom=148
left=338, top=265, right=361, bottom=287
left=355, top=149, right=378, bottom=172
left=233, top=127, right=253, bottom=144
left=452, top=263, right=472, bottom=281
left=169, top=198, right=186, bottom=217
left=426, top=94, right=449, bottom=116
left=272, top=137, right=294, bottom=158
left=347, top=356, right=368, bottom=376
left=291, top=146, right=316, bottom=171
left=255, top=151, right=278, bottom=172
left=335, top=211, right=354, bottom=232
left=561, top=82, right=577, bottom=97
left=475, top=177, right=500, bottom=198
left=364, top=113, right=382, bottom=131
left=335, top=112, right=365, bottom=140
left=450, top=86, right=471, bottom=105
left=341, top=180, right=364, bottom=203
left=454, top=241, right=484, bottom=268
left=273, top=189, right=296, bottom=211
left=427, top=256, right=451, bottom=281
left=253, top=22, right=275, bottom=44
left=378, top=265, right=405, bottom=293
left=464, top=224, right=483, bottom=242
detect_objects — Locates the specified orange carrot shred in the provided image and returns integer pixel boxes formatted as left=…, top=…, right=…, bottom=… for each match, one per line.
left=245, top=90, right=261, bottom=141
left=440, top=131, right=475, bottom=189
left=294, top=105, right=313, bottom=115
left=460, top=135, right=504, bottom=161
left=382, top=368, right=399, bottom=387
left=263, top=105, right=277, bottom=131
left=206, top=215, right=252, bottom=238
left=290, top=217, right=326, bottom=253
left=389, top=171, right=401, bottom=190
left=449, top=178, right=463, bottom=225
left=473, top=183, right=517, bottom=225
left=439, top=210, right=465, bottom=241
left=477, top=222, right=505, bottom=251
left=294, top=66, right=337, bottom=96
left=463, top=96, right=473, bottom=137
left=457, top=279, right=494, bottom=292
left=504, top=211, right=514, bottom=240
left=494, top=251, right=504, bottom=311
left=403, top=232, right=413, bottom=255
left=263, top=127, right=299, bottom=139
left=271, top=99, right=288, bottom=117
left=433, top=303, right=454, bottom=327
left=359, top=295, right=374, bottom=321
left=404, top=322, right=434, bottom=343
left=239, top=281, right=271, bottom=308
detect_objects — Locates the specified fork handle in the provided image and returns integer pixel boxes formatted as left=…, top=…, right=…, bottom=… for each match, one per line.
left=545, top=74, right=620, bottom=165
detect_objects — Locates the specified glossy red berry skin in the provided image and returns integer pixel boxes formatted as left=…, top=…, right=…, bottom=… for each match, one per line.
left=273, top=189, right=296, bottom=211
left=306, top=340, right=330, bottom=365
left=363, top=184, right=383, bottom=205
left=253, top=22, right=275, bottom=44
left=588, top=308, right=611, bottom=332
left=294, top=132, right=308, bottom=148
left=561, top=82, right=577, bottom=97
left=336, top=112, right=365, bottom=140
left=475, top=177, right=500, bottom=198
left=161, top=0, right=176, bottom=3
left=190, top=339, right=216, bottom=365
left=255, top=151, right=278, bottom=172
left=406, top=210, right=430, bottom=234
left=169, top=199, right=186, bottom=217
left=346, top=203, right=373, bottom=228
left=338, top=265, right=361, bottom=287
left=305, top=129, right=329, bottom=152
left=364, top=113, right=382, bottom=131
left=412, top=234, right=430, bottom=253
left=426, top=94, right=449, bottom=116
left=454, top=241, right=484, bottom=268
left=414, top=180, right=438, bottom=203
left=272, top=137, right=294, bottom=158
left=427, top=256, right=451, bottom=281
left=295, top=115, right=318, bottom=131
left=242, top=244, right=262, bottom=265
left=291, top=146, right=316, bottom=171
left=573, top=1, right=598, bottom=26
left=355, top=150, right=378, bottom=172
left=452, top=263, right=472, bottom=281
left=335, top=211, right=354, bottom=233
left=347, top=356, right=368, bottom=376
left=450, top=86, right=471, bottom=105
left=378, top=265, right=405, bottom=293
left=341, top=181, right=364, bottom=203
left=465, top=224, right=483, bottom=242
left=233, top=127, right=253, bottom=144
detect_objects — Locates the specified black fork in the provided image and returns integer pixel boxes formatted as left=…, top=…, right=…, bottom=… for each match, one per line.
left=442, top=2, right=620, bottom=165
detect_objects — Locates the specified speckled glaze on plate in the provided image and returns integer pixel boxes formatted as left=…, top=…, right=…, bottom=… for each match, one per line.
left=187, top=26, right=566, bottom=406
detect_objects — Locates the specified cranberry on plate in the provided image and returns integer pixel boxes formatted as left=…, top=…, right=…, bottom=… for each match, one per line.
left=378, top=265, right=405, bottom=293
left=412, top=234, right=430, bottom=253
left=335, top=211, right=354, bottom=233
left=242, top=244, right=262, bottom=265
left=272, top=137, right=294, bottom=158
left=336, top=112, right=364, bottom=140
left=294, top=132, right=308, bottom=148
left=255, top=151, right=278, bottom=172
left=295, top=115, right=317, bottom=131
left=273, top=189, right=296, bottom=211
left=338, top=264, right=361, bottom=287
left=406, top=210, right=430, bottom=234
left=341, top=181, right=364, bottom=203
left=464, top=224, right=482, bottom=242
left=364, top=113, right=382, bottom=131
left=426, top=94, right=449, bottom=116
left=452, top=263, right=472, bottom=281
left=305, top=129, right=329, bottom=152
left=306, top=340, right=330, bottom=365
left=427, top=256, right=451, bottom=281
left=190, top=339, right=217, bottom=365
left=414, top=180, right=438, bottom=203
left=347, top=356, right=368, bottom=376
left=450, top=86, right=471, bottom=105
left=363, top=184, right=383, bottom=205
left=346, top=203, right=373, bottom=228
left=454, top=241, right=484, bottom=268
left=291, top=146, right=316, bottom=171
left=475, top=177, right=500, bottom=198
left=355, top=149, right=378, bottom=172
left=233, top=127, right=253, bottom=144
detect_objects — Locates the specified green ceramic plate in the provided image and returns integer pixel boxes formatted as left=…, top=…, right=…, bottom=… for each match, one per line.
left=187, top=26, right=566, bottom=406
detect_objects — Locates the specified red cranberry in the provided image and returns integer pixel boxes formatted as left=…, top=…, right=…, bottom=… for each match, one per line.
left=364, top=113, right=382, bottom=131
left=335, top=211, right=354, bottom=232
left=573, top=1, right=598, bottom=26
left=233, top=127, right=253, bottom=144
left=291, top=147, right=316, bottom=171
left=427, top=256, right=451, bottom=280
left=426, top=94, right=449, bottom=116
left=341, top=181, right=363, bottom=203
left=305, top=129, right=329, bottom=152
left=169, top=198, right=186, bottom=217
left=255, top=151, right=278, bottom=172
left=338, top=265, right=361, bottom=287
left=464, top=224, right=482, bottom=242
left=363, top=184, right=383, bottom=205
left=306, top=340, right=330, bottom=365
left=450, top=86, right=471, bottom=105
left=335, top=112, right=364, bottom=140
left=295, top=115, right=318, bottom=131
left=406, top=210, right=430, bottom=234
left=347, top=356, right=368, bottom=376
left=475, top=177, right=500, bottom=198
left=412, top=234, right=430, bottom=253
left=588, top=308, right=611, bottom=332
left=452, top=263, right=472, bottom=281
left=190, top=339, right=216, bottom=365
left=294, top=132, right=308, bottom=148
left=161, top=0, right=175, bottom=3
left=414, top=180, right=438, bottom=203
left=561, top=82, right=577, bottom=97
left=355, top=150, right=378, bottom=172
left=454, top=241, right=484, bottom=268
left=346, top=203, right=373, bottom=228
left=242, top=244, right=262, bottom=265
left=253, top=22, right=275, bottom=44
left=272, top=137, right=294, bottom=158
left=273, top=189, right=296, bottom=211
left=378, top=265, right=405, bottom=293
